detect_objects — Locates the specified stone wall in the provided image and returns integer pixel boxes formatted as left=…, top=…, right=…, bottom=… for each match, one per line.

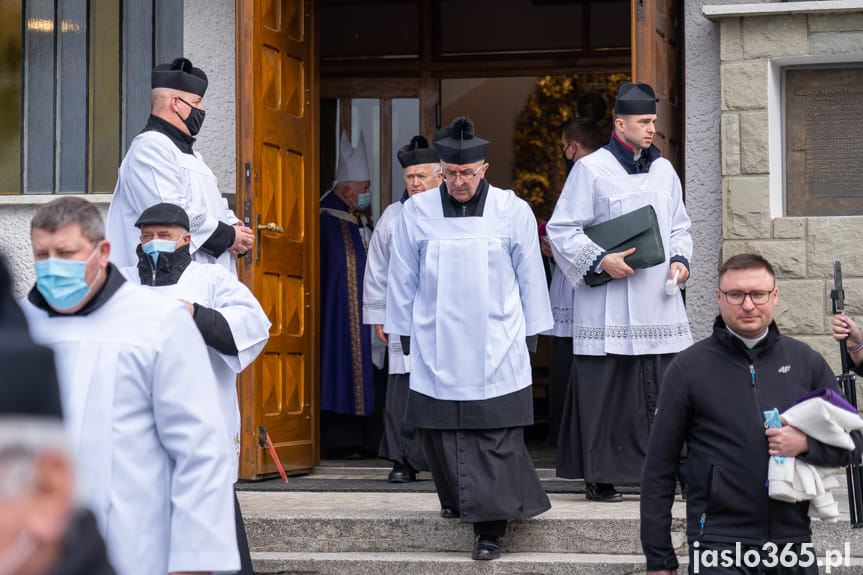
left=711, top=3, right=863, bottom=374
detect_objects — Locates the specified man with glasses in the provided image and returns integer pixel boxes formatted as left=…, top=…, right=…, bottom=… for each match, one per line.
left=385, top=117, right=553, bottom=561
left=106, top=57, right=254, bottom=275
left=640, top=253, right=863, bottom=574
left=547, top=82, right=693, bottom=503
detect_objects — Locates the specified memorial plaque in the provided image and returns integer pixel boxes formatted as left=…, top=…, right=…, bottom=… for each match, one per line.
left=786, top=68, right=863, bottom=217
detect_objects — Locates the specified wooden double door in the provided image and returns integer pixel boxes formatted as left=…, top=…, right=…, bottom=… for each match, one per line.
left=234, top=0, right=681, bottom=479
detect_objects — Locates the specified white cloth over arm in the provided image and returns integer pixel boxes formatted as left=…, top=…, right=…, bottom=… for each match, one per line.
left=363, top=201, right=409, bottom=374
left=20, top=284, right=239, bottom=575
left=546, top=149, right=692, bottom=356
left=768, top=397, right=863, bottom=521
left=106, top=131, right=239, bottom=274
left=385, top=185, right=552, bottom=401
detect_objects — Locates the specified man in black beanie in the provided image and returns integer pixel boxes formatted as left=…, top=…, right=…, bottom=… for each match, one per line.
left=106, top=57, right=254, bottom=275
left=385, top=118, right=553, bottom=561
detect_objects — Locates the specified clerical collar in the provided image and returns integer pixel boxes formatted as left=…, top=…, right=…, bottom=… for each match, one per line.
left=28, top=263, right=126, bottom=317
left=440, top=179, right=489, bottom=217
left=605, top=132, right=661, bottom=175
left=136, top=244, right=192, bottom=286
left=726, top=325, right=769, bottom=349
left=142, top=114, right=195, bottom=155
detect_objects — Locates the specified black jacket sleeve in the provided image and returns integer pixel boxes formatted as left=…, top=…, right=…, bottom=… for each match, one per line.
left=640, top=360, right=689, bottom=572
left=199, top=221, right=236, bottom=258
left=192, top=303, right=239, bottom=356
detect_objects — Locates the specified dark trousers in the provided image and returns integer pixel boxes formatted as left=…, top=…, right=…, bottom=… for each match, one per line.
left=473, top=520, right=507, bottom=537
left=689, top=542, right=819, bottom=575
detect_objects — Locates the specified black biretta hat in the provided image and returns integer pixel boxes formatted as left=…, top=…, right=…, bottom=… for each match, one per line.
left=134, top=202, right=190, bottom=230
left=397, top=135, right=439, bottom=168
left=151, top=57, right=208, bottom=97
left=614, top=82, right=659, bottom=115
left=0, top=257, right=62, bottom=419
left=434, top=117, right=489, bottom=164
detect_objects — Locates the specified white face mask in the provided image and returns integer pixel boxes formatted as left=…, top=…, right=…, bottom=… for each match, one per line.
left=0, top=529, right=37, bottom=575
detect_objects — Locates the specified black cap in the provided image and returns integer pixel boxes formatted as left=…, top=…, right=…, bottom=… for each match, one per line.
left=434, top=117, right=489, bottom=164
left=0, top=257, right=62, bottom=420
left=151, top=57, right=208, bottom=97
left=614, top=82, right=659, bottom=115
left=397, top=135, right=439, bottom=168
left=134, top=203, right=190, bottom=230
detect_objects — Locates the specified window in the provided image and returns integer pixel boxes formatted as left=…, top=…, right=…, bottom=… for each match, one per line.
left=0, top=0, right=182, bottom=195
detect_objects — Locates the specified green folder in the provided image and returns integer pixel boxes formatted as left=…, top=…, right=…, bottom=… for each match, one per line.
left=583, top=204, right=665, bottom=287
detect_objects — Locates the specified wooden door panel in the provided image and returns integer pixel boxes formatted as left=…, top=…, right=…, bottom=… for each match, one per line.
left=238, top=0, right=317, bottom=479
left=632, top=0, right=682, bottom=173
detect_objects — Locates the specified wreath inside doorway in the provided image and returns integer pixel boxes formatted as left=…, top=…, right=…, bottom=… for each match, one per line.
left=512, top=73, right=629, bottom=223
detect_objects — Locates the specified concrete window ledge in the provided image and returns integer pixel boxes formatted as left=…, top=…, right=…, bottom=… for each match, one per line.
left=0, top=194, right=113, bottom=206
left=704, top=1, right=863, bottom=20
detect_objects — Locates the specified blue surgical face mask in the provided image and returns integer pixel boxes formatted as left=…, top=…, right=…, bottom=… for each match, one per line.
left=354, top=192, right=372, bottom=211
left=34, top=244, right=102, bottom=312
left=142, top=238, right=177, bottom=264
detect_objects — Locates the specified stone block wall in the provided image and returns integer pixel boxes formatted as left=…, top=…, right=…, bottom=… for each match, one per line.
left=716, top=6, right=863, bottom=375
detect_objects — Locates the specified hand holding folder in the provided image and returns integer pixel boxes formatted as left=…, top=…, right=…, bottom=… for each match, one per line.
left=584, top=204, right=665, bottom=287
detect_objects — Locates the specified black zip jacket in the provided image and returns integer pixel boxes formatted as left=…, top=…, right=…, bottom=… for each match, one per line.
left=641, top=316, right=863, bottom=571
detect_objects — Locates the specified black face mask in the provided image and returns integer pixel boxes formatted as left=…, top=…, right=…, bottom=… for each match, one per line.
left=177, top=97, right=206, bottom=136
left=565, top=157, right=575, bottom=174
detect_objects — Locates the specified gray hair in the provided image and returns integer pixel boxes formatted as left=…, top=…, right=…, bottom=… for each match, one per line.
left=0, top=418, right=72, bottom=500
left=31, top=197, right=105, bottom=244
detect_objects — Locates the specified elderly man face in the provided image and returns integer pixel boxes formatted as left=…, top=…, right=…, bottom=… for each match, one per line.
left=404, top=163, right=443, bottom=196
left=440, top=160, right=488, bottom=203
left=336, top=180, right=371, bottom=209
left=139, top=224, right=191, bottom=250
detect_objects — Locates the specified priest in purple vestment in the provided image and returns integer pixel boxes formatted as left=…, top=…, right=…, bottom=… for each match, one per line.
left=319, top=132, right=379, bottom=457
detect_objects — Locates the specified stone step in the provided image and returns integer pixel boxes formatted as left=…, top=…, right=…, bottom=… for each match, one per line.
left=240, top=490, right=863, bottom=559
left=240, top=492, right=678, bottom=555
left=250, top=551, right=657, bottom=575
left=250, top=551, right=863, bottom=575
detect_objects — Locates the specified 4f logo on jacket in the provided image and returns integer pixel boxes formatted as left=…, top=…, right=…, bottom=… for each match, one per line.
left=778, top=365, right=791, bottom=374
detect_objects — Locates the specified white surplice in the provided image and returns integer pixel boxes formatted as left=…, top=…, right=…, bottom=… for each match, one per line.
left=546, top=148, right=692, bottom=356
left=385, top=185, right=553, bottom=401
left=363, top=200, right=409, bottom=374
left=20, top=282, right=239, bottom=575
left=120, top=261, right=271, bottom=476
left=106, top=131, right=239, bottom=275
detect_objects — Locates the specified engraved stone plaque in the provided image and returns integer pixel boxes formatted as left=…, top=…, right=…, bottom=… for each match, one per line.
left=786, top=68, right=863, bottom=217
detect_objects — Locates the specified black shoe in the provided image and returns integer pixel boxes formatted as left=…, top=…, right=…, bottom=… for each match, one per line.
left=440, top=507, right=460, bottom=519
left=585, top=482, right=623, bottom=502
left=472, top=535, right=501, bottom=561
left=387, top=463, right=416, bottom=483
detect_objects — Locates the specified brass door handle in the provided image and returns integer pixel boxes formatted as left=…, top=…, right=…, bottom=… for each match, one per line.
left=257, top=222, right=284, bottom=233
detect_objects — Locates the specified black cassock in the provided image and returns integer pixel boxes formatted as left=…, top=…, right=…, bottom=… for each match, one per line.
left=406, top=386, right=550, bottom=523
left=556, top=353, right=676, bottom=485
